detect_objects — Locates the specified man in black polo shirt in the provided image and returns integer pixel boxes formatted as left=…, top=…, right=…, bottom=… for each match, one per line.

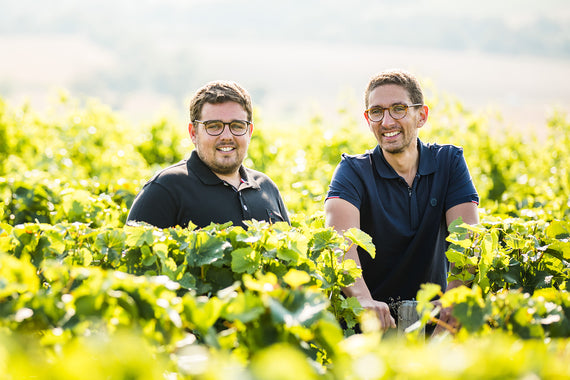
left=325, top=69, right=479, bottom=332
left=127, top=80, right=289, bottom=229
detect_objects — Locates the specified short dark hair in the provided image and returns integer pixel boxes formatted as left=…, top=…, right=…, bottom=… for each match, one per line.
left=364, top=69, right=424, bottom=109
left=189, top=80, right=253, bottom=121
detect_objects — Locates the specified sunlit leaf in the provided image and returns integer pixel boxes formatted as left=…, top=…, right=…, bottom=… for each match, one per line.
left=250, top=344, right=320, bottom=380
left=283, top=269, right=311, bottom=289
left=343, top=228, right=375, bottom=258
left=187, top=232, right=231, bottom=267
left=268, top=290, right=329, bottom=327
left=183, top=296, right=224, bottom=334
left=231, top=247, right=260, bottom=274
left=546, top=241, right=570, bottom=260
left=276, top=247, right=300, bottom=263
left=125, top=226, right=155, bottom=246
left=545, top=220, right=570, bottom=239
left=243, top=272, right=278, bottom=293
left=95, top=229, right=126, bottom=265
left=222, top=291, right=265, bottom=323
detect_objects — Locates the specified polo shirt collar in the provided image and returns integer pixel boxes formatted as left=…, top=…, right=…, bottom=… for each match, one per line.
left=371, top=138, right=436, bottom=179
left=187, top=150, right=261, bottom=190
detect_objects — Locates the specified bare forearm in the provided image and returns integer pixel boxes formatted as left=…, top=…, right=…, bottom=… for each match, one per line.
left=341, top=246, right=371, bottom=296
left=325, top=198, right=395, bottom=330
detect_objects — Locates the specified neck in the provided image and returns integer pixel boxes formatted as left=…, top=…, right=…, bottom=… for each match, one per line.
left=383, top=147, right=419, bottom=187
left=216, top=171, right=242, bottom=188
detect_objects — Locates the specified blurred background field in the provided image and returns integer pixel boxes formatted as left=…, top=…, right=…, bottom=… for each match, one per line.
left=1, top=0, right=569, bottom=130
left=1, top=2, right=570, bottom=378
left=1, top=85, right=569, bottom=225
left=2, top=0, right=570, bottom=223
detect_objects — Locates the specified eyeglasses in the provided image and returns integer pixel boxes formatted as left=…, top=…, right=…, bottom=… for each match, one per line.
left=365, top=104, right=423, bottom=122
left=194, top=120, right=252, bottom=136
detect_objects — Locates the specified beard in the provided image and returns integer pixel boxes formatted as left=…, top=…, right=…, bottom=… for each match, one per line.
left=196, top=147, right=244, bottom=176
left=378, top=129, right=417, bottom=155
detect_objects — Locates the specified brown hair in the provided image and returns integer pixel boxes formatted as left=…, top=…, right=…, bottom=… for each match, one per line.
left=189, top=80, right=253, bottom=121
left=364, top=69, right=424, bottom=109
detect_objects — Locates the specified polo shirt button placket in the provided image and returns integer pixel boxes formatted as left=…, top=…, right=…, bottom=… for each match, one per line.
left=238, top=191, right=251, bottom=220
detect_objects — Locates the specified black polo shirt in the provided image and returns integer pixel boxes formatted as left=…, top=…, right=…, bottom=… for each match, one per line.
left=127, top=150, right=289, bottom=229
left=326, top=139, right=479, bottom=302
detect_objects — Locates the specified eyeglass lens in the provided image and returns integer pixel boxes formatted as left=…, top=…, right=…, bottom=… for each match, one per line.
left=203, top=121, right=249, bottom=136
left=367, top=105, right=409, bottom=122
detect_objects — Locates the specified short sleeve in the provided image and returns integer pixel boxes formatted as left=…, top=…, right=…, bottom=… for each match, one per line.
left=445, top=148, right=479, bottom=210
left=326, top=154, right=366, bottom=210
left=126, top=182, right=179, bottom=228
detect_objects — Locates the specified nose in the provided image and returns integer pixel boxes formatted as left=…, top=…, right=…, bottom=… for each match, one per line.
left=381, top=110, right=397, bottom=127
left=219, top=123, right=234, bottom=138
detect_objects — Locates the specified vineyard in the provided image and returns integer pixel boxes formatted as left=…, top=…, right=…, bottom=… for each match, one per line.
left=1, top=92, right=569, bottom=379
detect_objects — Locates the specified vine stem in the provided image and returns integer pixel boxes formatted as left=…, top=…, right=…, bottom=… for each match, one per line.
left=342, top=242, right=354, bottom=263
left=429, top=316, right=459, bottom=335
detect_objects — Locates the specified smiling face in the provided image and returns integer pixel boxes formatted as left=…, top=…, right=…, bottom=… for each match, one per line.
left=189, top=101, right=253, bottom=179
left=365, top=84, right=428, bottom=156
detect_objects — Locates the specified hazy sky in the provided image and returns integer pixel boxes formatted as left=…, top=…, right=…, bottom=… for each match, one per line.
left=1, top=0, right=569, bottom=130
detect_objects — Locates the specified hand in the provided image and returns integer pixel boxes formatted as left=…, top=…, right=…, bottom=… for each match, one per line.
left=431, top=300, right=458, bottom=336
left=359, top=299, right=396, bottom=332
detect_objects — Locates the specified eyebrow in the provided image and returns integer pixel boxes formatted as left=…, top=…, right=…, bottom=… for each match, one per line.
left=369, top=102, right=408, bottom=108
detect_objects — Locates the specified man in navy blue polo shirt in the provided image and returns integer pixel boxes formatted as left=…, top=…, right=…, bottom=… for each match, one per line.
left=127, top=80, right=289, bottom=229
left=325, top=69, right=479, bottom=332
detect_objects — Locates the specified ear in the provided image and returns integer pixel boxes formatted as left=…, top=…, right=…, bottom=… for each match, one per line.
left=364, top=110, right=371, bottom=125
left=248, top=122, right=254, bottom=137
left=364, top=110, right=375, bottom=134
left=188, top=122, right=197, bottom=142
left=417, top=105, right=429, bottom=128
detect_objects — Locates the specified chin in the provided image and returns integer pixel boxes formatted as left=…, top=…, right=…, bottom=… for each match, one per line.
left=380, top=144, right=405, bottom=154
left=214, top=162, right=241, bottom=174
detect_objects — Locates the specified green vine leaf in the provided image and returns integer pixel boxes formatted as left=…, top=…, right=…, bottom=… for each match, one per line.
left=343, top=228, right=375, bottom=259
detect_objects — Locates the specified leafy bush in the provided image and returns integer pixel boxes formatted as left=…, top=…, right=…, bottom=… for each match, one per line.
left=1, top=93, right=570, bottom=378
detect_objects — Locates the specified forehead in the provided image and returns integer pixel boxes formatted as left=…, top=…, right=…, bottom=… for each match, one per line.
left=368, top=84, right=411, bottom=107
left=200, top=101, right=247, bottom=120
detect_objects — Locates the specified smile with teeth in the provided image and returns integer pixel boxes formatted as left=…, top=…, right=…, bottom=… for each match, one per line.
left=383, top=131, right=400, bottom=137
left=218, top=146, right=235, bottom=152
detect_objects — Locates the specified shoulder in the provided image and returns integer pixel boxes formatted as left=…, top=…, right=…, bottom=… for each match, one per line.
left=332, top=151, right=376, bottom=181
left=149, top=160, right=190, bottom=184
left=423, top=142, right=465, bottom=162
left=243, top=167, right=278, bottom=188
left=424, top=141, right=463, bottom=153
left=338, top=150, right=374, bottom=169
left=340, top=150, right=373, bottom=162
left=329, top=150, right=375, bottom=188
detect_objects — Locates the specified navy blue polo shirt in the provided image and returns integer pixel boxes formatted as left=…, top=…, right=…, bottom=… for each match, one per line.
left=326, top=139, right=478, bottom=303
left=127, top=150, right=290, bottom=229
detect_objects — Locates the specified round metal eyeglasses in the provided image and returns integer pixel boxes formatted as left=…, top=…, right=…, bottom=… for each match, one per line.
left=365, top=104, right=423, bottom=122
left=194, top=120, right=252, bottom=136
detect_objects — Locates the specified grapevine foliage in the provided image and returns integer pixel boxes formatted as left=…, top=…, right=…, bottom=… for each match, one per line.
left=1, top=94, right=570, bottom=378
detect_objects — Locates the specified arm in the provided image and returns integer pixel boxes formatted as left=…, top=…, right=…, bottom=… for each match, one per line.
left=126, top=183, right=179, bottom=228
left=433, top=201, right=479, bottom=335
left=277, top=191, right=290, bottom=225
left=445, top=201, right=479, bottom=290
left=324, top=197, right=396, bottom=331
left=446, top=201, right=479, bottom=226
